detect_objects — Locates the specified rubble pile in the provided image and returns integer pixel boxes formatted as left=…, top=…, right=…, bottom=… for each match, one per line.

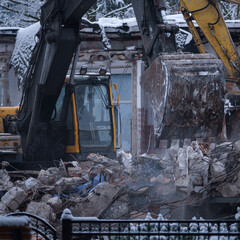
left=0, top=140, right=239, bottom=224
left=166, top=140, right=240, bottom=198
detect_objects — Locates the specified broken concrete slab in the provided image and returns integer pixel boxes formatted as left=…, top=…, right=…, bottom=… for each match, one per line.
left=55, top=177, right=87, bottom=194
left=214, top=142, right=233, bottom=154
left=70, top=182, right=119, bottom=217
left=88, top=164, right=104, bottom=180
left=87, top=153, right=119, bottom=167
left=58, top=159, right=68, bottom=177
left=41, top=194, right=53, bottom=202
left=0, top=203, right=6, bottom=214
left=117, top=150, right=133, bottom=173
left=77, top=160, right=94, bottom=171
left=103, top=165, right=127, bottom=184
left=210, top=160, right=226, bottom=183
left=91, top=182, right=118, bottom=199
left=67, top=166, right=82, bottom=177
left=234, top=140, right=240, bottom=152
left=1, top=187, right=28, bottom=211
left=0, top=169, right=13, bottom=191
left=175, top=147, right=189, bottom=191
left=216, top=182, right=240, bottom=198
left=103, top=194, right=129, bottom=219
left=47, top=197, right=62, bottom=212
left=26, top=201, right=56, bottom=222
left=23, top=177, right=40, bottom=191
left=174, top=143, right=209, bottom=193
left=37, top=168, right=60, bottom=185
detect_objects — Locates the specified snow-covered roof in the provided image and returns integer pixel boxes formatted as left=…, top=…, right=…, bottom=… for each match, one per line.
left=6, top=14, right=240, bottom=85
left=0, top=27, right=19, bottom=35
left=2, top=14, right=240, bottom=35
left=97, top=17, right=137, bottom=28
left=0, top=27, right=19, bottom=30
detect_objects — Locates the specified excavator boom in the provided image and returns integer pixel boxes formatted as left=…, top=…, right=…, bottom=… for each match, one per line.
left=132, top=0, right=226, bottom=144
left=2, top=0, right=237, bottom=164
left=17, top=0, right=97, bottom=161
left=180, top=0, right=240, bottom=95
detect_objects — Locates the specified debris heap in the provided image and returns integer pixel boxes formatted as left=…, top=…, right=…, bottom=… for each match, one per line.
left=0, top=140, right=240, bottom=225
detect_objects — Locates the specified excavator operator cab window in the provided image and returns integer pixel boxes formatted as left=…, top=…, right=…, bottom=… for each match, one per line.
left=52, top=85, right=75, bottom=146
left=74, top=79, right=112, bottom=148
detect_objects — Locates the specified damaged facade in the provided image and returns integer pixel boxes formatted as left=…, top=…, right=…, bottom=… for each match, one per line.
left=0, top=28, right=21, bottom=106
left=2, top=18, right=240, bottom=154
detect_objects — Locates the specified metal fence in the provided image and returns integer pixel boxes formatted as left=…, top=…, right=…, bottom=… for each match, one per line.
left=7, top=212, right=56, bottom=240
left=61, top=209, right=240, bottom=240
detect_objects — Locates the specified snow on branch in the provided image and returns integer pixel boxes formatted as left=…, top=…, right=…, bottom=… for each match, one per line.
left=103, top=3, right=132, bottom=18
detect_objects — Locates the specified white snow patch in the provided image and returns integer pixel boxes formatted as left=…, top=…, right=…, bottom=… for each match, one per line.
left=0, top=216, right=29, bottom=227
left=166, top=14, right=186, bottom=25
left=224, top=98, right=234, bottom=115
left=97, top=17, right=137, bottom=28
left=10, top=22, right=40, bottom=85
left=23, top=177, right=40, bottom=191
left=126, top=46, right=136, bottom=51
left=99, top=24, right=112, bottom=49
left=117, top=150, right=132, bottom=173
left=61, top=208, right=98, bottom=221
left=179, top=28, right=192, bottom=44
left=235, top=207, right=240, bottom=220
left=199, top=71, right=208, bottom=76
left=0, top=27, right=19, bottom=30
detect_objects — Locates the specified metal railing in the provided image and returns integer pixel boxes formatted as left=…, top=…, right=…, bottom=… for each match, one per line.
left=7, top=212, right=57, bottom=240
left=61, top=209, right=240, bottom=240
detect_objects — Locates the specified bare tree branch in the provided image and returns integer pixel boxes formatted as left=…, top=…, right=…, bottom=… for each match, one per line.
left=103, top=3, right=132, bottom=18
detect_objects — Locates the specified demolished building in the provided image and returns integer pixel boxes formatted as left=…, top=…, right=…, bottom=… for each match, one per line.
left=1, top=16, right=240, bottom=154
left=0, top=15, right=240, bottom=223
left=0, top=139, right=240, bottom=228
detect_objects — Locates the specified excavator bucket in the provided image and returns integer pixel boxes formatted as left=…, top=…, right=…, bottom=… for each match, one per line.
left=141, top=53, right=225, bottom=146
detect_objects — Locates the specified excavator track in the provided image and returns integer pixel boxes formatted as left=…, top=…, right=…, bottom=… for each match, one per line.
left=141, top=53, right=225, bottom=147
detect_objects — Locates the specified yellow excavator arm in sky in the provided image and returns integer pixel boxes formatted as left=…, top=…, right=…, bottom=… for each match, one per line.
left=180, top=0, right=240, bottom=94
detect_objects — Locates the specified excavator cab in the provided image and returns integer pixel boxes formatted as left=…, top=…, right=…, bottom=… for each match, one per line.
left=0, top=71, right=121, bottom=167
left=52, top=71, right=121, bottom=160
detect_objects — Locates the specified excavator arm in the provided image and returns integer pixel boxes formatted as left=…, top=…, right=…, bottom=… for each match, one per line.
left=17, top=0, right=96, bottom=161
left=14, top=0, right=235, bottom=160
left=131, top=0, right=225, bottom=145
left=180, top=0, right=240, bottom=94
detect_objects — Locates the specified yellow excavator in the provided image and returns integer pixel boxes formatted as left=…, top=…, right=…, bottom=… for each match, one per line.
left=0, top=0, right=122, bottom=169
left=132, top=0, right=240, bottom=147
left=0, top=0, right=240, bottom=168
left=179, top=0, right=240, bottom=141
left=181, top=0, right=240, bottom=94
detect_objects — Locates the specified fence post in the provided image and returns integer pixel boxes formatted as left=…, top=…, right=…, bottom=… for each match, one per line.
left=61, top=209, right=73, bottom=240
left=62, top=218, right=72, bottom=240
